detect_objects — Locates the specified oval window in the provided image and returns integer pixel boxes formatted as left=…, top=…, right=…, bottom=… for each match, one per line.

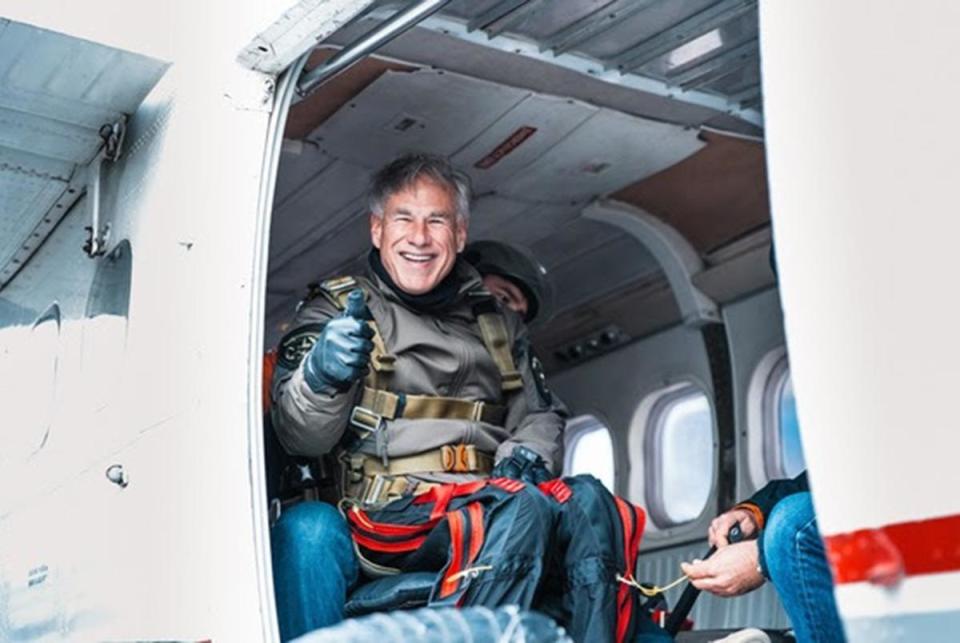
left=644, top=384, right=715, bottom=527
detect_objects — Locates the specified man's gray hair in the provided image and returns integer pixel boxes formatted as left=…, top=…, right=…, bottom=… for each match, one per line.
left=368, top=153, right=472, bottom=221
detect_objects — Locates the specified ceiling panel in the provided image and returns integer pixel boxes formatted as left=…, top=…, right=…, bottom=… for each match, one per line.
left=285, top=48, right=418, bottom=140
left=531, top=218, right=622, bottom=268
left=610, top=129, right=769, bottom=253
left=467, top=195, right=533, bottom=239
left=574, top=0, right=718, bottom=60
left=495, top=109, right=704, bottom=203
left=484, top=201, right=583, bottom=248
left=308, top=69, right=530, bottom=167
left=270, top=191, right=368, bottom=275
left=452, top=93, right=597, bottom=194
left=271, top=215, right=371, bottom=295
left=505, top=0, right=618, bottom=41
left=274, top=143, right=335, bottom=206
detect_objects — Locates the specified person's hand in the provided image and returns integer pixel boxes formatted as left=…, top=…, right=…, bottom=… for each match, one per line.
left=303, top=289, right=374, bottom=392
left=708, top=507, right=760, bottom=548
left=680, top=541, right=764, bottom=597
left=491, top=446, right=553, bottom=485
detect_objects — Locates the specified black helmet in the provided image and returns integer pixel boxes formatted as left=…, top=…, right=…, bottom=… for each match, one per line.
left=463, top=240, right=553, bottom=324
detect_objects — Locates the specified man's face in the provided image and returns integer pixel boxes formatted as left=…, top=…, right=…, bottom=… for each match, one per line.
left=483, top=273, right=529, bottom=319
left=370, top=177, right=467, bottom=295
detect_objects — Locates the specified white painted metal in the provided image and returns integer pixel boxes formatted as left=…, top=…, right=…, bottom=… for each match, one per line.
left=246, top=50, right=315, bottom=643
left=238, top=0, right=378, bottom=74
left=761, top=0, right=960, bottom=636
left=0, top=2, right=374, bottom=640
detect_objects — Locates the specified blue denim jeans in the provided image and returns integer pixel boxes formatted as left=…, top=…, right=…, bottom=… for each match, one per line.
left=761, top=492, right=846, bottom=643
left=271, top=502, right=359, bottom=642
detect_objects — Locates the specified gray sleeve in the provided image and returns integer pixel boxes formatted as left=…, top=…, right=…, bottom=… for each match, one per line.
left=270, top=297, right=361, bottom=457
left=495, top=318, right=568, bottom=474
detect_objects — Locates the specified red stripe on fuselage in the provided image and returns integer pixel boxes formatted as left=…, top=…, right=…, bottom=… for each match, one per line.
left=824, top=513, right=960, bottom=585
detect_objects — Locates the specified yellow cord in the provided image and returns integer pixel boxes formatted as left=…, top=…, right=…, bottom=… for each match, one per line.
left=616, top=572, right=689, bottom=597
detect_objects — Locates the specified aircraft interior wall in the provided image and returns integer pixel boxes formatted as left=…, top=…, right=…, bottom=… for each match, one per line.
left=723, top=287, right=787, bottom=501
left=550, top=322, right=715, bottom=543
left=550, top=286, right=792, bottom=632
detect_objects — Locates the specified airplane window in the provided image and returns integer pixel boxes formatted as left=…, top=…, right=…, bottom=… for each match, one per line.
left=764, top=357, right=806, bottom=479
left=778, top=375, right=805, bottom=477
left=645, top=384, right=715, bottom=527
left=563, top=415, right=615, bottom=493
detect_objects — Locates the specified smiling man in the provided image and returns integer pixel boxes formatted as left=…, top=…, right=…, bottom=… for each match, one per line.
left=369, top=170, right=466, bottom=296
left=269, top=154, right=667, bottom=643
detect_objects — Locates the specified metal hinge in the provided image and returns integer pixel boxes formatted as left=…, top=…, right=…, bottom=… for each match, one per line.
left=83, top=119, right=127, bottom=257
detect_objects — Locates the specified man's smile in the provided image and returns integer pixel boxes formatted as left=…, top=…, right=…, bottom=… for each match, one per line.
left=398, top=251, right=437, bottom=264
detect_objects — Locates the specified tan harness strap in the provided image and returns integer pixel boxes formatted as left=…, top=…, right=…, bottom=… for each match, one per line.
left=319, top=277, right=396, bottom=386
left=476, top=312, right=523, bottom=392
left=361, top=444, right=494, bottom=477
left=358, top=386, right=507, bottom=426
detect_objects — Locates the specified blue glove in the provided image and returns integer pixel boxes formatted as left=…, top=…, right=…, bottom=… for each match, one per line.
left=303, top=289, right=375, bottom=393
left=491, top=446, right=553, bottom=485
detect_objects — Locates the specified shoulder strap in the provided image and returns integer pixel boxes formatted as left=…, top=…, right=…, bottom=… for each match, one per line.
left=472, top=298, right=524, bottom=393
left=319, top=276, right=395, bottom=384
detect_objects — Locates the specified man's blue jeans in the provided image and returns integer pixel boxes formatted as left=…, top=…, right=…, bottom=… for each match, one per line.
left=762, top=492, right=846, bottom=643
left=271, top=502, right=358, bottom=642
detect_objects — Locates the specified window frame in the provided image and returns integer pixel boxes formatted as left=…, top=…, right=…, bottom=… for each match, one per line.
left=562, top=413, right=616, bottom=493
left=761, top=353, right=804, bottom=479
left=643, top=381, right=717, bottom=529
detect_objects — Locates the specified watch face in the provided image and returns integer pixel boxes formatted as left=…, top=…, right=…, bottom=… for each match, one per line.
left=277, top=323, right=325, bottom=369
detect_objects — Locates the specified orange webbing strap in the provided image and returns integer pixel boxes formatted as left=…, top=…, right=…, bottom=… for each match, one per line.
left=613, top=496, right=647, bottom=643
left=537, top=478, right=573, bottom=503
left=439, top=502, right=486, bottom=602
left=411, top=480, right=490, bottom=518
left=733, top=501, right=766, bottom=530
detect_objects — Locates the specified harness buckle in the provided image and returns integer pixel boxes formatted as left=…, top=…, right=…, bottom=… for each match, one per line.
left=441, top=444, right=478, bottom=473
left=350, top=406, right=389, bottom=467
left=350, top=405, right=384, bottom=434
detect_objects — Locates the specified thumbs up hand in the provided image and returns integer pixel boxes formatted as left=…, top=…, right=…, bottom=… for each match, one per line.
left=303, top=289, right=375, bottom=393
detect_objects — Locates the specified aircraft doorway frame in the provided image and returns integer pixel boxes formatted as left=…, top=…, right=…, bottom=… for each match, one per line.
left=247, top=51, right=313, bottom=643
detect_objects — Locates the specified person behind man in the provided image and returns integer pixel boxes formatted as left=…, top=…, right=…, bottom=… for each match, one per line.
left=681, top=249, right=844, bottom=642
left=679, top=320, right=843, bottom=643
left=269, top=153, right=665, bottom=643
left=680, top=472, right=844, bottom=642
left=463, top=240, right=552, bottom=324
